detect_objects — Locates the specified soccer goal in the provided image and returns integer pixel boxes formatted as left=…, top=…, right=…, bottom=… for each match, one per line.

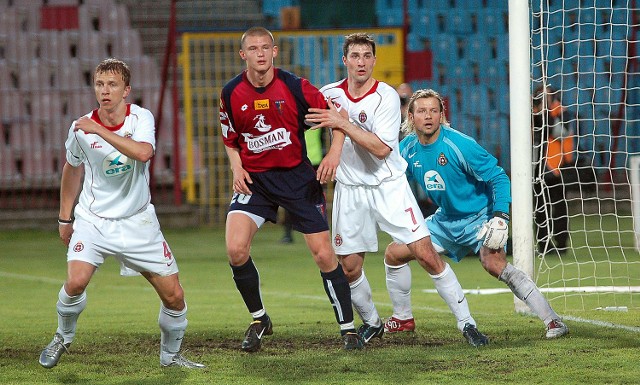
left=510, top=0, right=640, bottom=313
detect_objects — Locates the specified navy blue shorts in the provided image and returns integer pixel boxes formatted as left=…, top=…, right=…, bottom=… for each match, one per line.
left=228, top=161, right=329, bottom=234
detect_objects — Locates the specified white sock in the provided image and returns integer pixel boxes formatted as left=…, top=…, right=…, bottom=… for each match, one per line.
left=499, top=263, right=559, bottom=325
left=56, top=286, right=87, bottom=344
left=430, top=263, right=475, bottom=331
left=349, top=270, right=381, bottom=327
left=158, top=303, right=187, bottom=365
left=385, top=262, right=413, bottom=320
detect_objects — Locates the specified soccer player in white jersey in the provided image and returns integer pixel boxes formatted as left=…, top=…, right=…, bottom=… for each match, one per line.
left=38, top=58, right=204, bottom=369
left=305, top=33, right=488, bottom=347
left=384, top=89, right=569, bottom=338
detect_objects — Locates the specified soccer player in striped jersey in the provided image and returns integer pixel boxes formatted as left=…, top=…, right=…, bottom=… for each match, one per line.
left=384, top=89, right=569, bottom=338
left=219, top=27, right=361, bottom=351
left=305, top=33, right=487, bottom=347
left=39, top=58, right=204, bottom=369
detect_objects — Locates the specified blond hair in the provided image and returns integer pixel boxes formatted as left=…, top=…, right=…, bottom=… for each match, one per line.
left=401, top=89, right=449, bottom=135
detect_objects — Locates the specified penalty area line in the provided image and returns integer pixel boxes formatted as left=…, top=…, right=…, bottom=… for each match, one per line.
left=422, top=287, right=640, bottom=333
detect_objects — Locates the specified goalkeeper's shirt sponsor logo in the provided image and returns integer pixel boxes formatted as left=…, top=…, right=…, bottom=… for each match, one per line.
left=424, top=170, right=445, bottom=191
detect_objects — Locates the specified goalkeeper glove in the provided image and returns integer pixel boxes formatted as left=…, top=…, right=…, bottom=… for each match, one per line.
left=476, top=213, right=509, bottom=250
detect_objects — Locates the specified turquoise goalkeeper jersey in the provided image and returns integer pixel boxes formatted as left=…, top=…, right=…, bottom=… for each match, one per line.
left=399, top=125, right=511, bottom=219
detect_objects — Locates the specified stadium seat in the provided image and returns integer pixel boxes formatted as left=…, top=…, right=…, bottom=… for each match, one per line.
left=466, top=35, right=490, bottom=62
left=495, top=34, right=508, bottom=61
left=101, top=4, right=131, bottom=36
left=447, top=9, right=476, bottom=35
left=432, top=33, right=458, bottom=62
left=478, top=8, right=507, bottom=35
left=46, top=0, right=80, bottom=5
left=485, top=0, right=508, bottom=9
left=32, top=91, right=64, bottom=125
left=414, top=11, right=440, bottom=39
left=77, top=31, right=109, bottom=68
left=460, top=84, right=489, bottom=115
left=56, top=58, right=83, bottom=92
left=111, top=29, right=142, bottom=60
left=376, top=8, right=403, bottom=26
left=6, top=33, right=37, bottom=66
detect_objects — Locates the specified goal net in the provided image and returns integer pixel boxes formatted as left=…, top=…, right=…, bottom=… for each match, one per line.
left=522, top=0, right=640, bottom=312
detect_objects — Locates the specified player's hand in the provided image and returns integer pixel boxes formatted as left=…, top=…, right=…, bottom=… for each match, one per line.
left=231, top=167, right=253, bottom=195
left=476, top=216, right=509, bottom=250
left=306, top=99, right=346, bottom=130
left=59, top=223, right=74, bottom=247
left=74, top=116, right=104, bottom=134
left=317, top=150, right=340, bottom=183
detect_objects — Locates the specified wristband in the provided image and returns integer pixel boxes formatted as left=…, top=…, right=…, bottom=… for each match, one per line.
left=58, top=218, right=74, bottom=225
left=493, top=211, right=510, bottom=221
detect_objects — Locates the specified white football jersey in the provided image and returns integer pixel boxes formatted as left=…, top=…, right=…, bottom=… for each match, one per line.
left=65, top=104, right=156, bottom=219
left=321, top=79, right=406, bottom=186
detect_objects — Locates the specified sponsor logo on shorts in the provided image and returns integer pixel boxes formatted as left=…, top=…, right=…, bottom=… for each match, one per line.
left=334, top=234, right=343, bottom=247
left=411, top=225, right=420, bottom=232
left=163, top=241, right=174, bottom=267
left=73, top=241, right=84, bottom=252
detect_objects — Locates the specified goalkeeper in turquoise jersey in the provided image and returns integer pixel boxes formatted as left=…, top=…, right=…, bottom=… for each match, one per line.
left=383, top=89, right=569, bottom=339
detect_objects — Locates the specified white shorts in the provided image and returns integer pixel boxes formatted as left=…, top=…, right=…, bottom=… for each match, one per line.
left=68, top=204, right=179, bottom=277
left=331, top=176, right=430, bottom=255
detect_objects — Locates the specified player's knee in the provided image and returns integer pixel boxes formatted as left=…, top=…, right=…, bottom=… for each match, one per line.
left=64, top=278, right=89, bottom=295
left=162, top=287, right=185, bottom=311
left=226, top=243, right=250, bottom=264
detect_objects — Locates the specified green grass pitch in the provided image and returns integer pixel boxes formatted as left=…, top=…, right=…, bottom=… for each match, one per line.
left=0, top=225, right=638, bottom=385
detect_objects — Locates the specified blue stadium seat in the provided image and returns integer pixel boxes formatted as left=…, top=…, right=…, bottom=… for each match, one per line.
left=466, top=35, right=489, bottom=62
left=485, top=59, right=507, bottom=84
left=478, top=8, right=507, bottom=35
left=495, top=34, right=508, bottom=61
left=414, top=11, right=440, bottom=39
left=377, top=8, right=403, bottom=26
left=485, top=0, right=507, bottom=10
left=432, top=33, right=458, bottom=62
left=447, top=9, right=475, bottom=35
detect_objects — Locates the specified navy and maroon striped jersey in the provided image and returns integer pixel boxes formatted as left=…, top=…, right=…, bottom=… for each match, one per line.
left=220, top=68, right=327, bottom=172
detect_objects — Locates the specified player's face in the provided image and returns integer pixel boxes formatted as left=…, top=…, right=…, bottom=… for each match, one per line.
left=94, top=71, right=130, bottom=111
left=409, top=97, right=443, bottom=144
left=240, top=35, right=278, bottom=73
left=343, top=44, right=376, bottom=84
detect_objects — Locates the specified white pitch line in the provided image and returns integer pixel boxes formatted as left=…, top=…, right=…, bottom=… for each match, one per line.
left=422, top=287, right=640, bottom=333
left=0, top=271, right=64, bottom=285
left=5, top=270, right=637, bottom=333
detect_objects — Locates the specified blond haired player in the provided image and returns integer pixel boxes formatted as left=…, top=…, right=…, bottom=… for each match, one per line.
left=38, top=58, right=204, bottom=369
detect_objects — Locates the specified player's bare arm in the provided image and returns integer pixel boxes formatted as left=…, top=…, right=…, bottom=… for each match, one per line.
left=224, top=146, right=253, bottom=195
left=307, top=99, right=390, bottom=160
left=58, top=162, right=83, bottom=246
left=74, top=117, right=154, bottom=162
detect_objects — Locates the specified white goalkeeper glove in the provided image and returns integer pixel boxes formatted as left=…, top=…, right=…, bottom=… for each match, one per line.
left=476, top=214, right=509, bottom=250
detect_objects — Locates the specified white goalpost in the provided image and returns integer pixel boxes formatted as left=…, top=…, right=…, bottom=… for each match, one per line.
left=511, top=0, right=640, bottom=312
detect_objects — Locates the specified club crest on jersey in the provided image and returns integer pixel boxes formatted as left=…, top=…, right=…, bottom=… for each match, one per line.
left=334, top=234, right=343, bottom=247
left=103, top=152, right=133, bottom=177
left=358, top=110, right=367, bottom=123
left=328, top=96, right=341, bottom=109
left=423, top=170, right=446, bottom=191
left=438, top=152, right=448, bottom=166
left=274, top=100, right=285, bottom=114
left=253, top=114, right=272, bottom=132
left=73, top=241, right=84, bottom=252
left=254, top=99, right=270, bottom=110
